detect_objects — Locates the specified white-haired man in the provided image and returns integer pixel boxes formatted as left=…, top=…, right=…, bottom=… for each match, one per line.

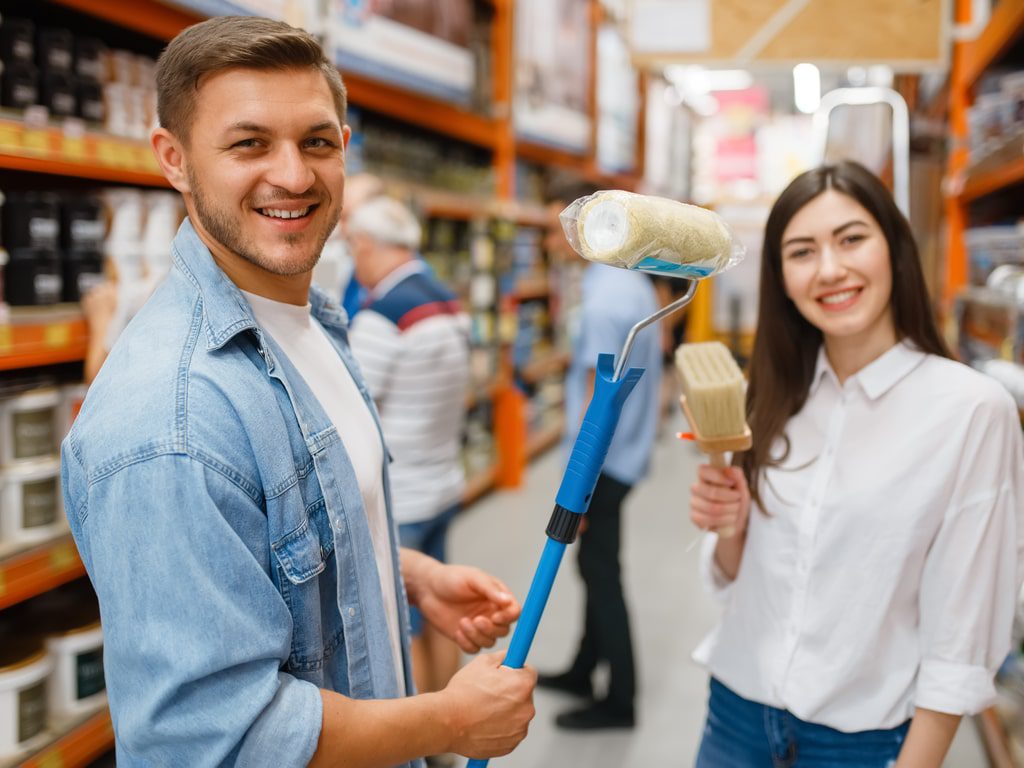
left=347, top=198, right=472, bottom=764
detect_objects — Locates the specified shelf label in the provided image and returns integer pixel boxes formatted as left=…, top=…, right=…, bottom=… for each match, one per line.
left=97, top=140, right=119, bottom=167
left=0, top=123, right=20, bottom=152
left=49, top=540, right=77, bottom=572
left=44, top=323, right=71, bottom=348
left=0, top=325, right=12, bottom=353
left=62, top=135, right=87, bottom=162
left=37, top=749, right=65, bottom=768
left=22, top=129, right=49, bottom=157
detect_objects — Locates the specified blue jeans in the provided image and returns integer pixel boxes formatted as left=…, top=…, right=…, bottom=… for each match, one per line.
left=695, top=679, right=910, bottom=768
left=398, top=504, right=459, bottom=635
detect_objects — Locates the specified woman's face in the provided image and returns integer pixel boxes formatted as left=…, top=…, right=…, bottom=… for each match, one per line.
left=780, top=189, right=896, bottom=355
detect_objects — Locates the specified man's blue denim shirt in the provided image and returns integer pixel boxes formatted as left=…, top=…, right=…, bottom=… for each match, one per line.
left=61, top=218, right=419, bottom=767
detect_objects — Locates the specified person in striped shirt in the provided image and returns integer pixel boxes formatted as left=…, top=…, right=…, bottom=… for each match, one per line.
left=346, top=197, right=472, bottom=747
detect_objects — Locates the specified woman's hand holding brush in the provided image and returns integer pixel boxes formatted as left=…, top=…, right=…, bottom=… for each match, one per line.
left=688, top=464, right=751, bottom=580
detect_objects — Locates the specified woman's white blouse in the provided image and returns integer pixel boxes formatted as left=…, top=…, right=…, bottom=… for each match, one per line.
left=694, top=341, right=1024, bottom=732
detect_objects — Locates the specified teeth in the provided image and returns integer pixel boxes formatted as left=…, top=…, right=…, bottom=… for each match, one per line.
left=820, top=289, right=859, bottom=305
left=260, top=207, right=310, bottom=219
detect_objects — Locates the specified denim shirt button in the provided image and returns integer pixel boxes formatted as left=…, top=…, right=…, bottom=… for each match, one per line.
left=335, top=520, right=345, bottom=534
left=348, top=607, right=356, bottom=617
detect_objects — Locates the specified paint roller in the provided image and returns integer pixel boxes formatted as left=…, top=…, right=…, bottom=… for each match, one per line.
left=466, top=192, right=743, bottom=768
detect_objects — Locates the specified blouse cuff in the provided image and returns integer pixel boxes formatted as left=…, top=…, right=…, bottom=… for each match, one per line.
left=699, top=533, right=735, bottom=603
left=915, top=658, right=998, bottom=715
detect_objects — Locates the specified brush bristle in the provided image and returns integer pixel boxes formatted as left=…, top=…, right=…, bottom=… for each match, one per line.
left=674, top=341, right=747, bottom=439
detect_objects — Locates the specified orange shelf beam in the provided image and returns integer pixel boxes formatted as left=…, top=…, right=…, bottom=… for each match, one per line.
left=50, top=0, right=202, bottom=40
left=0, top=117, right=168, bottom=187
left=960, top=156, right=1024, bottom=202
left=0, top=152, right=168, bottom=187
left=961, top=0, right=1024, bottom=90
left=0, top=535, right=85, bottom=611
left=19, top=710, right=114, bottom=768
left=344, top=74, right=500, bottom=150
left=0, top=310, right=89, bottom=372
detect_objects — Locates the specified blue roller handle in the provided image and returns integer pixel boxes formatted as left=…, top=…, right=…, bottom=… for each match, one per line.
left=467, top=354, right=644, bottom=768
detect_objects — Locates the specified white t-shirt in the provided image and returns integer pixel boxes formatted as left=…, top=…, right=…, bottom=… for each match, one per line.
left=694, top=340, right=1024, bottom=731
left=242, top=290, right=404, bottom=692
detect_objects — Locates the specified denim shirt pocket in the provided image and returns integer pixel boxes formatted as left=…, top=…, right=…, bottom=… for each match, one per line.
left=271, top=499, right=343, bottom=674
left=272, top=503, right=331, bottom=584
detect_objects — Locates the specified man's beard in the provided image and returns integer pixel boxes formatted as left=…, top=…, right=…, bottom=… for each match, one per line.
left=187, top=166, right=338, bottom=276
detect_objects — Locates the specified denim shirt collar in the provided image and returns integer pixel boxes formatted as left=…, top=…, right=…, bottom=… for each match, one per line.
left=171, top=217, right=350, bottom=353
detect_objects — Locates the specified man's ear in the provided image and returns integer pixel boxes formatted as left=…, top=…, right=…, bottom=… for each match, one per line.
left=151, top=127, right=190, bottom=194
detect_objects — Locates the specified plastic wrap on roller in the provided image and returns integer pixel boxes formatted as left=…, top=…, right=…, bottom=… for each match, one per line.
left=559, top=190, right=745, bottom=279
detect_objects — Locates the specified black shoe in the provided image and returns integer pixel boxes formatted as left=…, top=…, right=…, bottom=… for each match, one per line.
left=536, top=671, right=593, bottom=698
left=554, top=702, right=635, bottom=731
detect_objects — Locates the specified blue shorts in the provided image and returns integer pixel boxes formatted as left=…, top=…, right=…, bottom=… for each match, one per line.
left=398, top=504, right=459, bottom=636
left=695, top=678, right=910, bottom=768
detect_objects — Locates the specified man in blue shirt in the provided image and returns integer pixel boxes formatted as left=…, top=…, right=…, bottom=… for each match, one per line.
left=539, top=258, right=662, bottom=731
left=61, top=16, right=535, bottom=767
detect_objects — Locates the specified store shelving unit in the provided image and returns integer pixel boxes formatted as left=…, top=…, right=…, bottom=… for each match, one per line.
left=0, top=307, right=89, bottom=371
left=2, top=710, right=114, bottom=768
left=946, top=1, right=1024, bottom=764
left=944, top=0, right=1024, bottom=303
left=0, top=115, right=168, bottom=187
left=0, top=535, right=84, bottom=611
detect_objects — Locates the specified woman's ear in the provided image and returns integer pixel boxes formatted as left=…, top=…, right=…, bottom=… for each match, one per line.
left=151, top=127, right=191, bottom=194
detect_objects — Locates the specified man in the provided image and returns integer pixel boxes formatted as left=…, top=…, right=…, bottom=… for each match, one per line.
left=346, top=197, right=470, bottom=767
left=537, top=216, right=662, bottom=731
left=61, top=16, right=534, bottom=767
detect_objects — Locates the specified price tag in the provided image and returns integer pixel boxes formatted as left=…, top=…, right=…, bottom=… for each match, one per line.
left=37, top=749, right=65, bottom=768
left=49, top=540, right=77, bottom=571
left=63, top=135, right=87, bottom=161
left=44, top=323, right=71, bottom=348
left=0, top=122, right=20, bottom=152
left=97, top=140, right=119, bottom=166
left=23, top=128, right=49, bottom=156
left=115, top=144, right=135, bottom=167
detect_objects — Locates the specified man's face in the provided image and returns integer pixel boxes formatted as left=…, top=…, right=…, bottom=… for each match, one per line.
left=180, top=67, right=349, bottom=281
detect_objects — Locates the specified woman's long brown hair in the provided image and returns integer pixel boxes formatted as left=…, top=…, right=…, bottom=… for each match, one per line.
left=740, top=161, right=952, bottom=510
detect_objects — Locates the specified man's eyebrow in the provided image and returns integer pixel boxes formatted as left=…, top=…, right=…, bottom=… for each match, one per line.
left=223, top=121, right=341, bottom=134
left=308, top=122, right=341, bottom=134
left=225, top=121, right=270, bottom=133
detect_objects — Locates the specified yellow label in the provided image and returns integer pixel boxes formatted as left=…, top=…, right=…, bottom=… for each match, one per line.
left=97, top=140, right=119, bottom=166
left=50, top=540, right=77, bottom=572
left=38, top=749, right=65, bottom=768
left=115, top=144, right=135, bottom=167
left=0, top=123, right=20, bottom=152
left=0, top=324, right=13, bottom=353
left=44, top=323, right=71, bottom=348
left=23, top=129, right=49, bottom=156
left=63, top=135, right=87, bottom=161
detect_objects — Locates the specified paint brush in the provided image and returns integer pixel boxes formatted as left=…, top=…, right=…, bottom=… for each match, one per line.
left=674, top=341, right=752, bottom=538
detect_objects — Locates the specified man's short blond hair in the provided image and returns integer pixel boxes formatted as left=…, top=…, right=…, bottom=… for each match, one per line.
left=155, top=16, right=347, bottom=143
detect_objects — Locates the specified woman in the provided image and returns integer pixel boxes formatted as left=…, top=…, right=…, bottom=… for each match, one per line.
left=689, top=161, right=1023, bottom=767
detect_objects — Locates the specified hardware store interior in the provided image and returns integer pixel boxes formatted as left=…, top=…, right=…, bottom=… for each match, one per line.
left=0, top=0, right=1023, bottom=766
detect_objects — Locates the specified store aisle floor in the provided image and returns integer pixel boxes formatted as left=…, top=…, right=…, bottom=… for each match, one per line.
left=449, top=409, right=988, bottom=768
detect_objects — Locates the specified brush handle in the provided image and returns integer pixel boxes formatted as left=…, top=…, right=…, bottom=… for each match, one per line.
left=709, top=452, right=736, bottom=538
